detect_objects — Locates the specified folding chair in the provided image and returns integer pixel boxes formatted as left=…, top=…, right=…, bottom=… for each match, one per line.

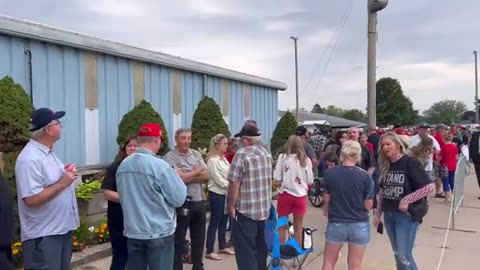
left=265, top=206, right=316, bottom=270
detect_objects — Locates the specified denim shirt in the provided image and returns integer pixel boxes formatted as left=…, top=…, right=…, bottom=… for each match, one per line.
left=116, top=147, right=187, bottom=240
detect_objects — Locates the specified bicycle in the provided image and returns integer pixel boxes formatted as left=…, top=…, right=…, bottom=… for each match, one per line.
left=308, top=178, right=326, bottom=208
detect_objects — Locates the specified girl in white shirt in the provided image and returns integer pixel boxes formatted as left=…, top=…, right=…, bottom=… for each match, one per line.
left=274, top=135, right=314, bottom=244
left=205, top=134, right=235, bottom=260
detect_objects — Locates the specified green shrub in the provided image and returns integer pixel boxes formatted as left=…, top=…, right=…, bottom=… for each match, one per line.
left=117, top=100, right=169, bottom=156
left=270, top=111, right=297, bottom=155
left=191, top=96, right=230, bottom=151
left=0, top=76, right=33, bottom=241
left=75, top=179, right=102, bottom=202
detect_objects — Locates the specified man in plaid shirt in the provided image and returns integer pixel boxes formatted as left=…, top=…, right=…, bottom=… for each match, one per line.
left=227, top=124, right=272, bottom=270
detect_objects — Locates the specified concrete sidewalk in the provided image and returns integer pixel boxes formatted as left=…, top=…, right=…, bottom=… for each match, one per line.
left=75, top=171, right=480, bottom=270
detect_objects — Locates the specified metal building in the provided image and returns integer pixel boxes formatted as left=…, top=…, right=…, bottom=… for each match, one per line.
left=0, top=16, right=287, bottom=166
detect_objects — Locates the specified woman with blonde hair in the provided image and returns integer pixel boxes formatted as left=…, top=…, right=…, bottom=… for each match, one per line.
left=374, top=132, right=434, bottom=270
left=274, top=135, right=314, bottom=244
left=205, top=134, right=234, bottom=260
left=322, top=140, right=374, bottom=270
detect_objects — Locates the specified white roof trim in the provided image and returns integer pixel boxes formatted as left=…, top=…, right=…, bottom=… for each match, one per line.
left=0, top=15, right=287, bottom=90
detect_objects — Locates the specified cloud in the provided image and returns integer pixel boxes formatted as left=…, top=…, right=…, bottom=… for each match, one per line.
left=2, top=0, right=479, bottom=116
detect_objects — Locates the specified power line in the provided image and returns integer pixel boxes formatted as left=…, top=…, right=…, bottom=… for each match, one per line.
left=302, top=0, right=356, bottom=93
left=308, top=0, right=357, bottom=93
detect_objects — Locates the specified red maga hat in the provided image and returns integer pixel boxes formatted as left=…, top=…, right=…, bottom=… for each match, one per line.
left=138, top=123, right=162, bottom=137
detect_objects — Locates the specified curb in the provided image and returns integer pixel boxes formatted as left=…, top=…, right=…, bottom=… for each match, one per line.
left=71, top=243, right=112, bottom=269
left=70, top=213, right=213, bottom=268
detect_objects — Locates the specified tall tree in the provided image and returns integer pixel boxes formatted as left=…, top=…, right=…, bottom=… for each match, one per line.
left=376, top=77, right=418, bottom=125
left=342, top=109, right=366, bottom=122
left=311, top=103, right=324, bottom=113
left=323, top=105, right=345, bottom=117
left=423, top=100, right=467, bottom=125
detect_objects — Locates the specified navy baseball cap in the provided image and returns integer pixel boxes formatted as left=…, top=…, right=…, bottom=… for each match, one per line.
left=30, top=108, right=65, bottom=131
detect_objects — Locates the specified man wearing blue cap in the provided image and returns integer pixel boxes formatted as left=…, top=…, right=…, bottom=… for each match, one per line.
left=15, top=108, right=79, bottom=270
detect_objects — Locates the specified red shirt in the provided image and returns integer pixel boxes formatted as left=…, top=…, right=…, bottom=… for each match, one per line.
left=433, top=132, right=445, bottom=161
left=365, top=142, right=375, bottom=156
left=224, top=152, right=235, bottom=164
left=440, top=143, right=458, bottom=171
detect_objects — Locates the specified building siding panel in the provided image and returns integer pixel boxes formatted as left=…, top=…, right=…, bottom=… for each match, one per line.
left=0, top=36, right=28, bottom=92
left=144, top=64, right=174, bottom=145
left=98, top=54, right=135, bottom=163
left=181, top=71, right=202, bottom=129
left=228, top=81, right=244, bottom=135
left=1, top=31, right=280, bottom=166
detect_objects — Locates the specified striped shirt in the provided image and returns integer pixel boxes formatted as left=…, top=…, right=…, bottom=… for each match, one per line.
left=227, top=143, right=272, bottom=221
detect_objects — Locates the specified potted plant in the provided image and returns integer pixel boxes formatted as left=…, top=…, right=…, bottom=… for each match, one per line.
left=76, top=179, right=106, bottom=222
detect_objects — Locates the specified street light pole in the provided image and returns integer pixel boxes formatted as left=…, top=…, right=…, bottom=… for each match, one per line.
left=291, top=36, right=299, bottom=122
left=474, top=50, right=479, bottom=124
left=367, top=0, right=388, bottom=130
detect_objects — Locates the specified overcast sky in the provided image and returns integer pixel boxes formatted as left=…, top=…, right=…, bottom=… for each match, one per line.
left=2, top=0, right=478, bottom=113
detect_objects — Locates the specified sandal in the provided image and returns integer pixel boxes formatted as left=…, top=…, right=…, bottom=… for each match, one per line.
left=205, top=253, right=222, bottom=260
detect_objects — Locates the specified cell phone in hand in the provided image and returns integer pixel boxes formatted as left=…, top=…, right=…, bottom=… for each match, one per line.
left=377, top=221, right=384, bottom=234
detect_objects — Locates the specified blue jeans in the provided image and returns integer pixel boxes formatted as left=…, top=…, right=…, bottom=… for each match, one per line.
left=127, top=235, right=174, bottom=270
left=384, top=211, right=419, bottom=270
left=206, top=191, right=228, bottom=254
left=232, top=212, right=267, bottom=270
left=442, top=171, right=455, bottom=192
left=23, top=231, right=72, bottom=270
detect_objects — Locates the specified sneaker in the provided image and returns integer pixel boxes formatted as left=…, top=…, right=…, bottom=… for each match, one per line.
left=205, top=253, right=222, bottom=260
left=434, top=193, right=445, bottom=198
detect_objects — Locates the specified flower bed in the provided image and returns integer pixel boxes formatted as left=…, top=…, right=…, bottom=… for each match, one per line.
left=11, top=220, right=110, bottom=268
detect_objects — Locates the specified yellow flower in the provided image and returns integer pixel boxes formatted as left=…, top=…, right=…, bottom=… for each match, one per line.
left=94, top=228, right=100, bottom=233
left=73, top=241, right=79, bottom=247
left=100, top=229, right=105, bottom=233
left=99, top=234, right=104, bottom=238
left=14, top=242, right=22, bottom=247
left=12, top=249, right=19, bottom=255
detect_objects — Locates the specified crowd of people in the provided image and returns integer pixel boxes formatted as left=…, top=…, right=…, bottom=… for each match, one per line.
left=0, top=106, right=476, bottom=270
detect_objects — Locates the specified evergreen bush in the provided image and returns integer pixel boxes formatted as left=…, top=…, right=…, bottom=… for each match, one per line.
left=190, top=96, right=230, bottom=151
left=270, top=111, right=297, bottom=155
left=117, top=100, right=169, bottom=156
left=0, top=76, right=34, bottom=241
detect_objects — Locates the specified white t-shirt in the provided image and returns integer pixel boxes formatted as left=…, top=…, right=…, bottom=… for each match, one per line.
left=273, top=154, right=314, bottom=197
left=410, top=134, right=441, bottom=171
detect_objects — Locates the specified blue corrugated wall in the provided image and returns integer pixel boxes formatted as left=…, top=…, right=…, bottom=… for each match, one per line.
left=0, top=34, right=279, bottom=166
left=0, top=35, right=86, bottom=165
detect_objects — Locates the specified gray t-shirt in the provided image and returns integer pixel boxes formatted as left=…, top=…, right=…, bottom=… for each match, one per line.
left=303, top=142, right=316, bottom=161
left=164, top=148, right=207, bottom=202
left=324, top=165, right=374, bottom=223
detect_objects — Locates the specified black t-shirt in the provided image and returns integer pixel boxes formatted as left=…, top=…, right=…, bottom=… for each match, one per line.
left=381, top=155, right=431, bottom=212
left=101, top=160, right=124, bottom=235
left=367, top=133, right=380, bottom=160
left=0, top=175, right=12, bottom=248
left=359, top=145, right=376, bottom=171
left=324, top=166, right=374, bottom=223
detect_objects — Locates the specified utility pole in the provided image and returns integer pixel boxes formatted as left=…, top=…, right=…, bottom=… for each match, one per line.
left=367, top=0, right=388, bottom=130
left=291, top=36, right=300, bottom=122
left=475, top=50, right=479, bottom=124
